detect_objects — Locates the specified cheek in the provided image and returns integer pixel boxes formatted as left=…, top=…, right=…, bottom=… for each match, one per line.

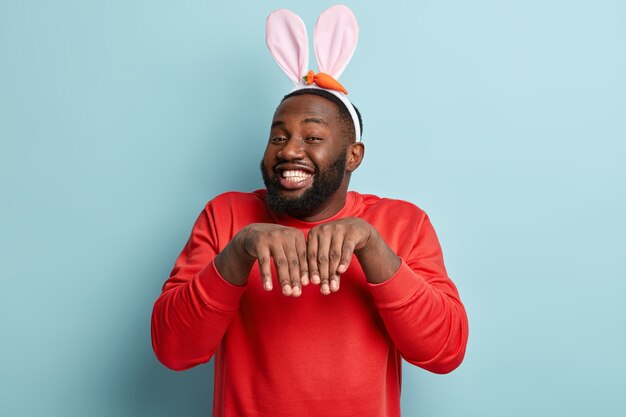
left=261, top=151, right=278, bottom=174
left=261, top=148, right=273, bottom=164
left=313, top=149, right=339, bottom=167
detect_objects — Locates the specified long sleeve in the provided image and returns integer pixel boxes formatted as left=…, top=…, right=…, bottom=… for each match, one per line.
left=368, top=212, right=469, bottom=374
left=150, top=202, right=247, bottom=371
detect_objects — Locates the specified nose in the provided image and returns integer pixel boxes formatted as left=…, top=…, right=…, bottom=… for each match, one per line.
left=277, top=137, right=305, bottom=160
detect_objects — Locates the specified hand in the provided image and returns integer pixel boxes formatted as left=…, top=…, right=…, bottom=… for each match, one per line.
left=236, top=223, right=309, bottom=297
left=306, top=217, right=373, bottom=295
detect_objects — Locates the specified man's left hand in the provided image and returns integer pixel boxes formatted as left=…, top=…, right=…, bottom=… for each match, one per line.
left=306, top=217, right=374, bottom=295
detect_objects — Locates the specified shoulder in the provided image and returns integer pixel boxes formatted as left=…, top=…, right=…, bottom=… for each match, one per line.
left=350, top=192, right=432, bottom=255
left=204, top=189, right=265, bottom=210
left=196, top=190, right=268, bottom=239
left=352, top=191, right=427, bottom=221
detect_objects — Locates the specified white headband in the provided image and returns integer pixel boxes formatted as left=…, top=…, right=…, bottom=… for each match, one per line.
left=266, top=5, right=361, bottom=142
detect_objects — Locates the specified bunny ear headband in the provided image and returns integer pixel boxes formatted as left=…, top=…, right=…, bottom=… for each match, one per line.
left=266, top=4, right=361, bottom=142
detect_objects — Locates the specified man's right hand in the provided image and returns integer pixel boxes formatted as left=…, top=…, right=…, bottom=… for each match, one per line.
left=215, top=224, right=309, bottom=297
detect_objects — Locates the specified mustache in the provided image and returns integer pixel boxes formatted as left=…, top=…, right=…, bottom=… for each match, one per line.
left=273, top=164, right=317, bottom=174
left=263, top=159, right=318, bottom=175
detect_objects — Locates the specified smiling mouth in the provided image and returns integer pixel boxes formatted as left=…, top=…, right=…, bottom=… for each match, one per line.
left=276, top=169, right=314, bottom=190
left=281, top=169, right=312, bottom=182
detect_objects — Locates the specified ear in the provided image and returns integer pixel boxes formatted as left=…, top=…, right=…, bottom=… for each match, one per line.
left=346, top=142, right=365, bottom=173
left=266, top=9, right=309, bottom=85
left=314, top=5, right=359, bottom=80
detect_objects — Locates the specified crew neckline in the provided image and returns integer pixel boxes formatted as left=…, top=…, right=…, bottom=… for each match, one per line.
left=256, top=189, right=358, bottom=228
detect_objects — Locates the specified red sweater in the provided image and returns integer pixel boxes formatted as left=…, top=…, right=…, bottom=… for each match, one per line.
left=151, top=190, right=468, bottom=417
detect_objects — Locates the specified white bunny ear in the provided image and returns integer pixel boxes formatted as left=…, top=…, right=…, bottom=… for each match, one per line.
left=314, top=5, right=359, bottom=80
left=266, top=9, right=309, bottom=85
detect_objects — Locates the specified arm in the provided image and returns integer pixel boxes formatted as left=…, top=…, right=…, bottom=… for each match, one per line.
left=151, top=203, right=312, bottom=370
left=306, top=213, right=468, bottom=373
left=150, top=203, right=249, bottom=371
left=363, top=212, right=469, bottom=374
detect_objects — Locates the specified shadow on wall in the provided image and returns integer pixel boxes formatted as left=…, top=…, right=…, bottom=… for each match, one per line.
left=103, top=244, right=213, bottom=417
left=109, top=282, right=216, bottom=416
left=99, top=195, right=217, bottom=416
left=116, top=344, right=214, bottom=416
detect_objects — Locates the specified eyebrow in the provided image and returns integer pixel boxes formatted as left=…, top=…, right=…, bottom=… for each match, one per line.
left=271, top=117, right=329, bottom=129
left=302, top=117, right=328, bottom=126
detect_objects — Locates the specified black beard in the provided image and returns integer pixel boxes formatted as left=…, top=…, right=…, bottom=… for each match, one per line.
left=260, top=151, right=347, bottom=218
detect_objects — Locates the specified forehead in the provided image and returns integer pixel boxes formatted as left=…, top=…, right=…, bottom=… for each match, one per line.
left=273, top=94, right=341, bottom=126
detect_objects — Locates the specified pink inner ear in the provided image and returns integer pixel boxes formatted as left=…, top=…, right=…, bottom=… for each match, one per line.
left=314, top=5, right=359, bottom=80
left=266, top=9, right=309, bottom=85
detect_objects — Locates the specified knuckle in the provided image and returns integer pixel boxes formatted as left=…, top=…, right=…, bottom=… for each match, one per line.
left=275, top=257, right=287, bottom=267
left=289, top=259, right=299, bottom=268
left=330, top=250, right=341, bottom=260
left=258, top=256, right=270, bottom=266
left=243, top=234, right=256, bottom=248
left=318, top=255, right=329, bottom=264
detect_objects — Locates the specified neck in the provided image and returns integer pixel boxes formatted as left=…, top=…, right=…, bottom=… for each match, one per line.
left=295, top=191, right=347, bottom=222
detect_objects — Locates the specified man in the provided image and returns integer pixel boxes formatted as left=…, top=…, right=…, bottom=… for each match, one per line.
left=151, top=87, right=469, bottom=417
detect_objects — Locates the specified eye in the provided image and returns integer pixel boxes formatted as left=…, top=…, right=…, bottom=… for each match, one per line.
left=306, top=136, right=323, bottom=142
left=270, top=136, right=286, bottom=143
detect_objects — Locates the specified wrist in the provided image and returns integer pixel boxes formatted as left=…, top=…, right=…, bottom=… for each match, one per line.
left=354, top=224, right=378, bottom=255
left=214, top=251, right=246, bottom=287
left=215, top=234, right=256, bottom=287
left=233, top=228, right=257, bottom=263
left=354, top=228, right=401, bottom=284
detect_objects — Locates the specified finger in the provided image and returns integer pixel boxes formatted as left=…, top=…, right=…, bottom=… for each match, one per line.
left=328, top=233, right=345, bottom=292
left=285, top=242, right=302, bottom=297
left=337, top=232, right=357, bottom=275
left=295, top=234, right=309, bottom=287
left=316, top=230, right=332, bottom=295
left=257, top=245, right=273, bottom=291
left=271, top=245, right=293, bottom=296
left=306, top=232, right=320, bottom=285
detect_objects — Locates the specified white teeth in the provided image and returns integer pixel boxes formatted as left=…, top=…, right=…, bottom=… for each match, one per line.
left=282, top=169, right=312, bottom=182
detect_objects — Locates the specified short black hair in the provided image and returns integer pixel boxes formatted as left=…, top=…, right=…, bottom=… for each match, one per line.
left=280, top=88, right=363, bottom=143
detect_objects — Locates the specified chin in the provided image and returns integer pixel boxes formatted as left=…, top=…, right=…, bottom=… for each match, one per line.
left=278, top=184, right=312, bottom=197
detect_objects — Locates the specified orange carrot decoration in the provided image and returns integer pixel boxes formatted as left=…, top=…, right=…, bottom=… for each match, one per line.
left=304, top=70, right=316, bottom=85
left=303, top=70, right=348, bottom=94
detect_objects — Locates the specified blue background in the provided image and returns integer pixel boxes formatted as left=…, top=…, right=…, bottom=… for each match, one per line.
left=1, top=0, right=625, bottom=416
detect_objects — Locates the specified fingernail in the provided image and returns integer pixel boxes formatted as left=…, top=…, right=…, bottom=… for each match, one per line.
left=337, top=264, right=347, bottom=274
left=264, top=281, right=272, bottom=291
left=321, top=284, right=330, bottom=295
left=312, top=274, right=320, bottom=285
left=301, top=273, right=309, bottom=286
left=330, top=280, right=339, bottom=291
left=282, top=285, right=292, bottom=296
left=292, top=286, right=301, bottom=297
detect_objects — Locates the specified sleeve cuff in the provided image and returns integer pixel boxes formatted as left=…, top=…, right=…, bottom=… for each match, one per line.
left=368, top=259, right=426, bottom=309
left=195, top=259, right=247, bottom=312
